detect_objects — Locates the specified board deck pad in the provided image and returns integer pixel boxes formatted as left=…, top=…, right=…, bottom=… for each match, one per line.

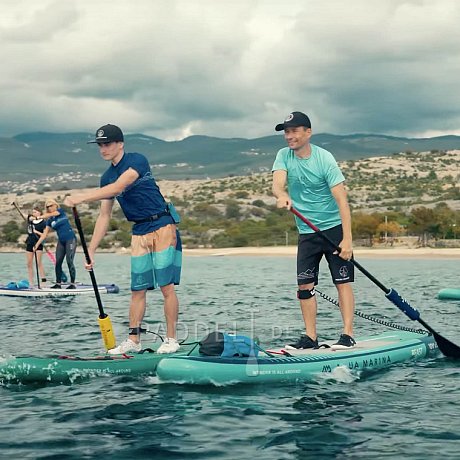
left=267, top=335, right=402, bottom=355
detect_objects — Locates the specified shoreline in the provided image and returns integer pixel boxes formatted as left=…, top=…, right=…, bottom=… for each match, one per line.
left=183, top=246, right=460, bottom=258
left=1, top=246, right=460, bottom=259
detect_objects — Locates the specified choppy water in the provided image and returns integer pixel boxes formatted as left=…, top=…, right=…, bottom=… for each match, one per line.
left=0, top=253, right=459, bottom=459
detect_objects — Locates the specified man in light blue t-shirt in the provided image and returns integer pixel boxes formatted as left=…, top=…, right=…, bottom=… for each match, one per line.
left=272, top=111, right=356, bottom=350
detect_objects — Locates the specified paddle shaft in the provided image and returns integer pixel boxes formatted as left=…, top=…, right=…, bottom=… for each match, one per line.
left=290, top=208, right=389, bottom=293
left=34, top=252, right=41, bottom=289
left=72, top=207, right=106, bottom=318
left=289, top=207, right=460, bottom=358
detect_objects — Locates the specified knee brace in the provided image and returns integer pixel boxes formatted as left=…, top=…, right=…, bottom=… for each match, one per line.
left=297, top=288, right=316, bottom=299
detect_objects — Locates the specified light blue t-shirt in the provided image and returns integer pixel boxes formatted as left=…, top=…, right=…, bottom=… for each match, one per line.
left=272, top=144, right=345, bottom=233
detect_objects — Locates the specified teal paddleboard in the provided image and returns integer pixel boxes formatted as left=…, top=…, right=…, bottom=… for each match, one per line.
left=156, top=331, right=437, bottom=385
left=0, top=343, right=194, bottom=384
left=437, top=288, right=460, bottom=300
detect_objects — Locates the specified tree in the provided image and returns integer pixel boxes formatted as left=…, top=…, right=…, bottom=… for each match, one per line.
left=376, top=221, right=402, bottom=245
left=408, top=207, right=438, bottom=246
left=352, top=212, right=380, bottom=246
left=225, top=201, right=241, bottom=219
left=1, top=220, right=22, bottom=244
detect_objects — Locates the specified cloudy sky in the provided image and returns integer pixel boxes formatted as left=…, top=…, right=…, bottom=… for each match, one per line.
left=2, top=0, right=460, bottom=140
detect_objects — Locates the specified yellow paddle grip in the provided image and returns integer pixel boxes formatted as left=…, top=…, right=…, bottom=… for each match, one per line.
left=98, top=315, right=116, bottom=351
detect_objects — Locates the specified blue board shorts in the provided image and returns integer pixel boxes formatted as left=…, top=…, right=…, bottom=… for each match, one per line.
left=130, top=224, right=182, bottom=291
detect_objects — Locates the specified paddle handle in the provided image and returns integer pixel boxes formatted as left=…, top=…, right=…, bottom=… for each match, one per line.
left=12, top=201, right=27, bottom=221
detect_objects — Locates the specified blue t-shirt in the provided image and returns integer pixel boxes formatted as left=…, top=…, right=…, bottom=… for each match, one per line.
left=46, top=208, right=76, bottom=242
left=100, top=152, right=174, bottom=235
left=272, top=144, right=345, bottom=233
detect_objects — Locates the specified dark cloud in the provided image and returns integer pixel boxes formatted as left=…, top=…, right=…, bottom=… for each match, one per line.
left=0, top=0, right=459, bottom=139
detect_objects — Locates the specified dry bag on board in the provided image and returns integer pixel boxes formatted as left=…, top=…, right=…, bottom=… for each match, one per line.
left=199, top=331, right=259, bottom=357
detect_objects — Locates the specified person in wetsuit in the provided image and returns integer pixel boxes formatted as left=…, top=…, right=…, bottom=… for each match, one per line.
left=34, top=198, right=77, bottom=289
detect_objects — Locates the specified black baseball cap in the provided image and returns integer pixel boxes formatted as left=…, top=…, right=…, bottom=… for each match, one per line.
left=275, top=112, right=311, bottom=131
left=87, top=124, right=124, bottom=144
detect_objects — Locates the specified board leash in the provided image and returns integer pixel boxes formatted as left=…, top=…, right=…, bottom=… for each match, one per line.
left=315, top=289, right=427, bottom=335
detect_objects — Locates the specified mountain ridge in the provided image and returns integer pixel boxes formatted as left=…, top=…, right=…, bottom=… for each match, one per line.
left=1, top=131, right=459, bottom=187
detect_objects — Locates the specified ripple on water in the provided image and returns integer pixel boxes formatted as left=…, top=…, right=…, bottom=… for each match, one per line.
left=0, top=254, right=459, bottom=459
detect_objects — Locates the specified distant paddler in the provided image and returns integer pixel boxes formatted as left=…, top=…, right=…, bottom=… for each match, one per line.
left=34, top=198, right=77, bottom=289
left=24, top=204, right=47, bottom=287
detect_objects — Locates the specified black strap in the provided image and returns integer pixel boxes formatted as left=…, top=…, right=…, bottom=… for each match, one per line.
left=131, top=210, right=170, bottom=224
left=128, top=327, right=147, bottom=336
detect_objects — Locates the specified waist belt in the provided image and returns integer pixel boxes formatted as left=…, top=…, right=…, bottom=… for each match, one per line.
left=132, top=211, right=170, bottom=224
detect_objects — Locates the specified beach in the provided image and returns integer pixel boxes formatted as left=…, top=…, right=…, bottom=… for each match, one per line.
left=183, top=246, right=460, bottom=258
left=2, top=244, right=459, bottom=259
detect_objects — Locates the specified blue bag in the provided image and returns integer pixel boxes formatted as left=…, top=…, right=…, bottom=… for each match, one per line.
left=199, top=331, right=259, bottom=357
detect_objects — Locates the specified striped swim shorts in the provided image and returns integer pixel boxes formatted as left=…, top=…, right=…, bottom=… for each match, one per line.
left=130, top=224, right=182, bottom=291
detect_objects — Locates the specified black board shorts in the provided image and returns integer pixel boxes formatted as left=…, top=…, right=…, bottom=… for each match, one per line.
left=297, top=224, right=354, bottom=286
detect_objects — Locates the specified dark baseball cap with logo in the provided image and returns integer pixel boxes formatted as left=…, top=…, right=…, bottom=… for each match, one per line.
left=87, top=124, right=124, bottom=144
left=275, top=112, right=311, bottom=131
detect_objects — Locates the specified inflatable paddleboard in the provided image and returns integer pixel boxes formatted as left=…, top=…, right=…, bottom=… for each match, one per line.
left=0, top=283, right=119, bottom=297
left=437, top=288, right=460, bottom=300
left=0, top=343, right=194, bottom=384
left=156, top=331, right=438, bottom=385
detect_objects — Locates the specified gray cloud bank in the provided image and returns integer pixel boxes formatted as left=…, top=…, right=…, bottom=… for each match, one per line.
left=1, top=0, right=460, bottom=140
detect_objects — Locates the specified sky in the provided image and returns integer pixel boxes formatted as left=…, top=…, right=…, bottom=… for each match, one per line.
left=2, top=0, right=460, bottom=140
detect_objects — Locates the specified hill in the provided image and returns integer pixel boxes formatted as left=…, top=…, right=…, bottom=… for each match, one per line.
left=1, top=148, right=459, bottom=222
left=1, top=131, right=460, bottom=193
left=1, top=148, right=459, bottom=250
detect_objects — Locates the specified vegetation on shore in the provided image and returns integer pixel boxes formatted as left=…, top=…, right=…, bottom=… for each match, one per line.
left=1, top=149, right=459, bottom=249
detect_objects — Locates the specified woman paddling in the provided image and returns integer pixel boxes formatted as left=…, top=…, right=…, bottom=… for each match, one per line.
left=34, top=198, right=77, bottom=289
left=25, top=205, right=47, bottom=287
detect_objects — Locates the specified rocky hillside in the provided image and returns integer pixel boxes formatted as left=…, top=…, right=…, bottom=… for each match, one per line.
left=1, top=149, right=459, bottom=229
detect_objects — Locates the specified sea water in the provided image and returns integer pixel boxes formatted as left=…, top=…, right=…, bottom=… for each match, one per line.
left=0, top=253, right=459, bottom=459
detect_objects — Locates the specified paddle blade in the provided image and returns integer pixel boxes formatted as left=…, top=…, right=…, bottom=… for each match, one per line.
left=433, top=331, right=460, bottom=359
left=98, top=315, right=116, bottom=351
left=46, top=249, right=56, bottom=264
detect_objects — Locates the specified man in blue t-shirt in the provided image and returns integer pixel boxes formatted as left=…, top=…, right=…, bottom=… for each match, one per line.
left=65, top=124, right=182, bottom=355
left=272, top=112, right=356, bottom=350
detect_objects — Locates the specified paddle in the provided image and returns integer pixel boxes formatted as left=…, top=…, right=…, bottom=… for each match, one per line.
left=12, top=201, right=68, bottom=283
left=34, top=252, right=41, bottom=289
left=72, top=207, right=116, bottom=351
left=290, top=207, right=460, bottom=359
